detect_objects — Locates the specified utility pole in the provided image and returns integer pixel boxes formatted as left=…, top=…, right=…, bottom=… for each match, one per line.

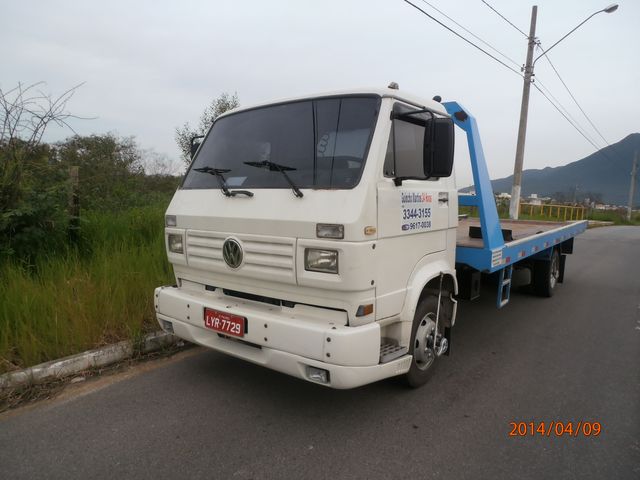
left=509, top=6, right=538, bottom=220
left=628, top=151, right=638, bottom=221
left=507, top=4, right=618, bottom=220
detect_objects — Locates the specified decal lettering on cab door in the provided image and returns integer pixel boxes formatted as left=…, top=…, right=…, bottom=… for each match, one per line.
left=400, top=191, right=433, bottom=232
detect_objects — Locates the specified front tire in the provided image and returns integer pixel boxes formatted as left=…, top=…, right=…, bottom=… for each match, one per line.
left=405, top=296, right=445, bottom=388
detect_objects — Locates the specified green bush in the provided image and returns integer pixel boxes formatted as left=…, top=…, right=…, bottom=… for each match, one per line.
left=0, top=145, right=71, bottom=260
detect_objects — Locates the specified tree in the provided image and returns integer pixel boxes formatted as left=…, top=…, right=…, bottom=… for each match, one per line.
left=174, top=92, right=239, bottom=164
left=54, top=134, right=145, bottom=212
left=54, top=134, right=181, bottom=213
left=141, top=148, right=183, bottom=177
left=0, top=82, right=84, bottom=260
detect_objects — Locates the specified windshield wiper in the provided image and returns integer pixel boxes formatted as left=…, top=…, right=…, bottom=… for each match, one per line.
left=244, top=161, right=303, bottom=198
left=193, top=167, right=254, bottom=197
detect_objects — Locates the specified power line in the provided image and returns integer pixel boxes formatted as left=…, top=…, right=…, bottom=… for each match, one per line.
left=402, top=0, right=523, bottom=78
left=402, top=0, right=615, bottom=164
left=480, top=0, right=528, bottom=38
left=532, top=82, right=614, bottom=163
left=536, top=43, right=629, bottom=166
left=418, top=0, right=521, bottom=68
left=534, top=77, right=604, bottom=150
left=537, top=43, right=611, bottom=147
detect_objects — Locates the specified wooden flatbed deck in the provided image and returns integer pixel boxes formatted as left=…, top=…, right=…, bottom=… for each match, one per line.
left=456, top=217, right=573, bottom=249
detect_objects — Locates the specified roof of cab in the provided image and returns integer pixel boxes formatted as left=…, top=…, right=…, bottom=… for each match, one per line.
left=217, top=86, right=450, bottom=119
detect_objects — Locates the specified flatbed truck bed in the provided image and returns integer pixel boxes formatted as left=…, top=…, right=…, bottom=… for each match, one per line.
left=443, top=100, right=587, bottom=306
left=457, top=218, right=580, bottom=248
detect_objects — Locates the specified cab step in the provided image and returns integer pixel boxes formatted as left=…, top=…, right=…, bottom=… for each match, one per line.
left=379, top=340, right=408, bottom=363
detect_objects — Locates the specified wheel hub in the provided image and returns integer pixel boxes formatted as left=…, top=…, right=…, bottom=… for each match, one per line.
left=414, top=314, right=437, bottom=371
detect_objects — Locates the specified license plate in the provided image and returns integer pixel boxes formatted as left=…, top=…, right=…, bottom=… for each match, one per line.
left=204, top=308, right=245, bottom=338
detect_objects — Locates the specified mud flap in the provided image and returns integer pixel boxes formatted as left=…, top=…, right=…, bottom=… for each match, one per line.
left=558, top=254, right=566, bottom=283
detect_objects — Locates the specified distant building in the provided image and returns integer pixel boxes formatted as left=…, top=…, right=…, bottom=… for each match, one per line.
left=524, top=193, right=551, bottom=205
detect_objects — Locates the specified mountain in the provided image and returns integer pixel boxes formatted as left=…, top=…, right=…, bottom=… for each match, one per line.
left=468, top=133, right=640, bottom=206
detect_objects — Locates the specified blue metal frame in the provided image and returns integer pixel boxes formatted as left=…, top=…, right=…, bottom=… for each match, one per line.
left=443, top=101, right=504, bottom=252
left=442, top=101, right=588, bottom=274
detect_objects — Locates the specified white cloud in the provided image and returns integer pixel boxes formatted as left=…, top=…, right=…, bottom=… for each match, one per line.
left=2, top=0, right=637, bottom=187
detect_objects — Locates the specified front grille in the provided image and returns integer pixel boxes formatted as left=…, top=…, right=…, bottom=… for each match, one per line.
left=185, top=230, right=296, bottom=284
left=223, top=288, right=295, bottom=308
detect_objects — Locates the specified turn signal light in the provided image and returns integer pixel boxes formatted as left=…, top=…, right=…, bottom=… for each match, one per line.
left=356, top=304, right=374, bottom=317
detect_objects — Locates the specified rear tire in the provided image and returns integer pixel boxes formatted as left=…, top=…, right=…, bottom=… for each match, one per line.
left=404, top=296, right=446, bottom=388
left=532, top=248, right=560, bottom=297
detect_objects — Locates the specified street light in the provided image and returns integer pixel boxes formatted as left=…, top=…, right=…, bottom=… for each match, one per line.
left=508, top=4, right=619, bottom=220
left=533, top=4, right=618, bottom=66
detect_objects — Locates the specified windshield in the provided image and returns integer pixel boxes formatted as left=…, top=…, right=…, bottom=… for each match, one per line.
left=182, top=95, right=381, bottom=190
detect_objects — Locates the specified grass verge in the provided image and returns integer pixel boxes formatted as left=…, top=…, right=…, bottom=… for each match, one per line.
left=0, top=204, right=174, bottom=374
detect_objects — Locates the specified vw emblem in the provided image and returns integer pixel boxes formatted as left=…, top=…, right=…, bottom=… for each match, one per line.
left=222, top=238, right=243, bottom=269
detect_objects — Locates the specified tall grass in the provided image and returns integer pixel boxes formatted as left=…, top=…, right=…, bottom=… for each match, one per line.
left=0, top=204, right=174, bottom=374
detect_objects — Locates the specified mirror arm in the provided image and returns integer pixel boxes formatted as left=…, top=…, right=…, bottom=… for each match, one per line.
left=393, top=175, right=433, bottom=186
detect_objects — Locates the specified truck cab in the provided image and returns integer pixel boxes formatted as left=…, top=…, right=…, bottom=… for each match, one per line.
left=155, top=85, right=586, bottom=389
left=156, top=86, right=459, bottom=388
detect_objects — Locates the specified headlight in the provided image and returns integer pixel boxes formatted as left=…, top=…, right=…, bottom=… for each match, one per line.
left=165, top=215, right=177, bottom=227
left=305, top=248, right=338, bottom=274
left=168, top=233, right=184, bottom=254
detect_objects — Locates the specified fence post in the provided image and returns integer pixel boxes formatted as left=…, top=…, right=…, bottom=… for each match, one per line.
left=69, top=166, right=80, bottom=244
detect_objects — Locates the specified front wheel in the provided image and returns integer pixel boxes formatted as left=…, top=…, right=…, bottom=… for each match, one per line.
left=404, top=296, right=447, bottom=388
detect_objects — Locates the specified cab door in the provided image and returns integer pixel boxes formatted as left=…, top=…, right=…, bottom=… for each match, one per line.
left=374, top=102, right=453, bottom=319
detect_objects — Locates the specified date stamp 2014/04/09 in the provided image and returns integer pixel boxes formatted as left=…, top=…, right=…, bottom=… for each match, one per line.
left=509, top=421, right=602, bottom=437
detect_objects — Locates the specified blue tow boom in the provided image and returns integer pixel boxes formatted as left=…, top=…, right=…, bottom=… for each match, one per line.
left=442, top=101, right=588, bottom=307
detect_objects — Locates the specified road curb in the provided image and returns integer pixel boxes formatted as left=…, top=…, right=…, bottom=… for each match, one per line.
left=0, top=331, right=178, bottom=391
left=587, top=220, right=615, bottom=228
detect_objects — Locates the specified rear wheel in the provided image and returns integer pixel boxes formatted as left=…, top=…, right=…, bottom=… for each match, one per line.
left=532, top=248, right=560, bottom=297
left=404, top=296, right=447, bottom=388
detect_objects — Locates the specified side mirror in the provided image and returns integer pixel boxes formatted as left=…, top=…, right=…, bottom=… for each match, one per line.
left=424, top=118, right=454, bottom=178
left=190, top=135, right=204, bottom=159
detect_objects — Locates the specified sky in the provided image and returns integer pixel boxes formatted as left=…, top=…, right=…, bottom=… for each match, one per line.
left=2, top=0, right=638, bottom=186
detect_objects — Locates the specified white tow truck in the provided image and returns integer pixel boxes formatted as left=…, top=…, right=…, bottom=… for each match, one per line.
left=155, top=86, right=586, bottom=389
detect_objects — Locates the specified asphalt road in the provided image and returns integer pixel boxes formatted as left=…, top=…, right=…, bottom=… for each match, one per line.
left=1, top=226, right=639, bottom=479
